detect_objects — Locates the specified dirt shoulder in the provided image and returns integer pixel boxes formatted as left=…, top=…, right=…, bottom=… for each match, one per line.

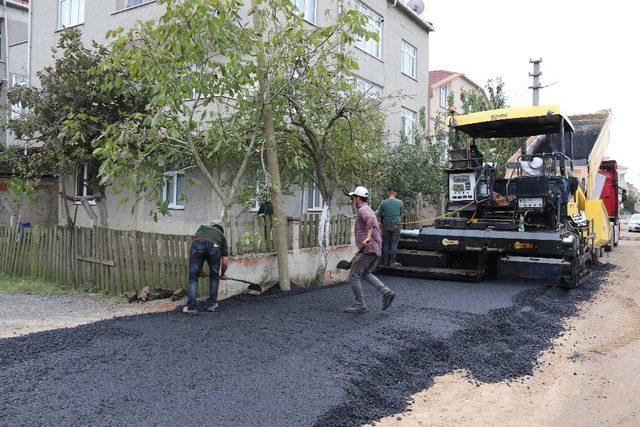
left=0, top=292, right=182, bottom=339
left=376, top=231, right=640, bottom=426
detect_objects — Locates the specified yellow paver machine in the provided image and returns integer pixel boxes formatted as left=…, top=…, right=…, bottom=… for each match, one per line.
left=381, top=105, right=611, bottom=287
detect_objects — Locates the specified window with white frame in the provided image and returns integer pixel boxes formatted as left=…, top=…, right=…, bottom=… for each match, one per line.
left=163, top=169, right=185, bottom=209
left=295, top=0, right=316, bottom=23
left=10, top=74, right=27, bottom=119
left=354, top=76, right=382, bottom=97
left=401, top=40, right=417, bottom=79
left=307, top=183, right=323, bottom=211
left=401, top=107, right=417, bottom=141
left=58, top=0, right=85, bottom=29
left=440, top=84, right=451, bottom=109
left=75, top=164, right=95, bottom=200
left=354, top=2, right=382, bottom=59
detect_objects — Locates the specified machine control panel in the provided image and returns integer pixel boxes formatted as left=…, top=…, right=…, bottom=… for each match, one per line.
left=517, top=197, right=544, bottom=209
left=449, top=173, right=476, bottom=202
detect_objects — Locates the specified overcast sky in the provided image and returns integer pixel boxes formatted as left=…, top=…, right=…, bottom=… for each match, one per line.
left=423, top=0, right=640, bottom=187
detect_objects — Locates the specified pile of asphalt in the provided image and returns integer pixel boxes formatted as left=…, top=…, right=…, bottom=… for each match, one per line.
left=0, top=265, right=611, bottom=426
left=317, top=264, right=613, bottom=425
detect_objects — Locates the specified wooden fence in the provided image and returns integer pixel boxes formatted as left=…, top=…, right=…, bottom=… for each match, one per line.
left=0, top=215, right=351, bottom=294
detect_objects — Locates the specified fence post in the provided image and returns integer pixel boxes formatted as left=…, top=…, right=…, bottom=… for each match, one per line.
left=291, top=218, right=300, bottom=252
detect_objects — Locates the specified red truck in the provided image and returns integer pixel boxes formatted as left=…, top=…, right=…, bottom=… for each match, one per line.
left=598, top=160, right=625, bottom=249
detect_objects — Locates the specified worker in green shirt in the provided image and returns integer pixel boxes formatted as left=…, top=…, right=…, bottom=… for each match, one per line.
left=377, top=187, right=404, bottom=267
left=183, top=222, right=229, bottom=315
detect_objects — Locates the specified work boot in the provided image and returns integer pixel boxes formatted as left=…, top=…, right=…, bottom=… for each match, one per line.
left=382, top=291, right=396, bottom=310
left=207, top=303, right=219, bottom=313
left=344, top=305, right=368, bottom=314
left=183, top=306, right=199, bottom=316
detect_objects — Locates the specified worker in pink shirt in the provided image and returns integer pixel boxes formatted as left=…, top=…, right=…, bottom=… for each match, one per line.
left=344, top=186, right=396, bottom=314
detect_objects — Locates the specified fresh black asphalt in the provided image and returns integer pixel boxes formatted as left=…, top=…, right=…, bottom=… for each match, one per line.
left=0, top=266, right=611, bottom=426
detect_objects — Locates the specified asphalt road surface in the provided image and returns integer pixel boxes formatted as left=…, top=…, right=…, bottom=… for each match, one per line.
left=0, top=268, right=609, bottom=426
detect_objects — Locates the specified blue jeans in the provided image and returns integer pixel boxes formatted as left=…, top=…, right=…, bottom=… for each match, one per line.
left=187, top=240, right=221, bottom=310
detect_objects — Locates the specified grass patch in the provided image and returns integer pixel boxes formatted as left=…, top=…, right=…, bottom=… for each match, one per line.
left=0, top=275, right=94, bottom=296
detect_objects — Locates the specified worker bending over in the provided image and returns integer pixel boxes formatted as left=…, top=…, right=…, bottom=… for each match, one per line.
left=183, top=221, right=229, bottom=315
left=345, top=186, right=396, bottom=314
left=377, top=187, right=404, bottom=267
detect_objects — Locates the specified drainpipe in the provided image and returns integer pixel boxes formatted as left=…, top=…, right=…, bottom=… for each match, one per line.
left=26, top=0, right=31, bottom=86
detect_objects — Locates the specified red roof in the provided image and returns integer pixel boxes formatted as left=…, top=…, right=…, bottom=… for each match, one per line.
left=429, top=70, right=460, bottom=88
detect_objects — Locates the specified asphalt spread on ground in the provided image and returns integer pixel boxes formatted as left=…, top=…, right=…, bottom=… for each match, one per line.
left=0, top=264, right=611, bottom=426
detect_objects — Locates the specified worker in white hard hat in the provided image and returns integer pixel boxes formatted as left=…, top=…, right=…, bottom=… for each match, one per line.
left=520, top=156, right=544, bottom=177
left=344, top=186, right=396, bottom=314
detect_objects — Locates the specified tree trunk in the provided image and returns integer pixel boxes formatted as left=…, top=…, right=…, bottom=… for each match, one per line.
left=251, top=1, right=290, bottom=291
left=59, top=177, right=74, bottom=227
left=314, top=201, right=331, bottom=285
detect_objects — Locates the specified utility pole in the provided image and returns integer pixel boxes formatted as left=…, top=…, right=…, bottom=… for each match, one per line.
left=529, top=58, right=542, bottom=106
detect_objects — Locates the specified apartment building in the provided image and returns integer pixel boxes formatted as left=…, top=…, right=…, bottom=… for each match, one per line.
left=428, top=69, right=485, bottom=137
left=29, top=0, right=433, bottom=233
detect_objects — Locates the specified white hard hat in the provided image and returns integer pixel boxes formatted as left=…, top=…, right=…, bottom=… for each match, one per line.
left=530, top=157, right=543, bottom=169
left=349, top=186, right=370, bottom=198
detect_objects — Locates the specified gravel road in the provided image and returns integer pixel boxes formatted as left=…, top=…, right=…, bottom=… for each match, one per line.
left=0, top=268, right=610, bottom=426
left=0, top=293, right=181, bottom=339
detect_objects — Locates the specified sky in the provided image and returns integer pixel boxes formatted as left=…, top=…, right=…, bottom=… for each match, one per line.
left=422, top=0, right=640, bottom=187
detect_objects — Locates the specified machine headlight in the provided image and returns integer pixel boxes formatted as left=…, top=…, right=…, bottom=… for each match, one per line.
left=562, top=235, right=575, bottom=245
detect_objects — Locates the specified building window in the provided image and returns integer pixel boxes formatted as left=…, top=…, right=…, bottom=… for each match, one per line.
left=354, top=2, right=382, bottom=59
left=401, top=40, right=417, bottom=79
left=295, top=0, right=316, bottom=23
left=307, top=183, right=323, bottom=211
left=75, top=164, right=96, bottom=203
left=163, top=169, right=185, bottom=209
left=10, top=74, right=27, bottom=119
left=401, top=107, right=417, bottom=141
left=440, top=84, right=451, bottom=109
left=124, top=0, right=147, bottom=8
left=354, top=76, right=382, bottom=97
left=58, top=0, right=85, bottom=28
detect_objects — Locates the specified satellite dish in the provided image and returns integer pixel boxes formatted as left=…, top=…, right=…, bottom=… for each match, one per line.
left=407, top=0, right=425, bottom=15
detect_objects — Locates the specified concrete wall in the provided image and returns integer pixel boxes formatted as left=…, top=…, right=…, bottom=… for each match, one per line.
left=218, top=244, right=354, bottom=299
left=0, top=180, right=59, bottom=227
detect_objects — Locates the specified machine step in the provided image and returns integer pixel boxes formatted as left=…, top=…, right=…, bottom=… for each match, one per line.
left=376, top=265, right=482, bottom=281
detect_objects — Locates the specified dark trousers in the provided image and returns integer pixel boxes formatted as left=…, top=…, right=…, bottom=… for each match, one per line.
left=187, top=240, right=221, bottom=309
left=382, top=222, right=401, bottom=264
left=349, top=253, right=391, bottom=308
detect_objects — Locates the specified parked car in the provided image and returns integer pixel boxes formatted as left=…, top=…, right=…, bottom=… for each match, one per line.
left=629, top=214, right=640, bottom=232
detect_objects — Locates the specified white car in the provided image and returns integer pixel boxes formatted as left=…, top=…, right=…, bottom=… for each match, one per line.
left=629, top=214, right=640, bottom=232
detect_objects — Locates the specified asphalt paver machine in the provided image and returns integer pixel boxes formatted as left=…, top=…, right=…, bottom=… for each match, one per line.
left=381, top=105, right=608, bottom=287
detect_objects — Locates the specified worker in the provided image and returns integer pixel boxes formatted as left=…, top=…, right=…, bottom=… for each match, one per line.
left=377, top=187, right=404, bottom=267
left=183, top=221, right=229, bottom=316
left=520, top=156, right=544, bottom=177
left=345, top=186, right=396, bottom=314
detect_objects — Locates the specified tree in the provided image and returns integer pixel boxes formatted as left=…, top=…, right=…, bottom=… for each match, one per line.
left=3, top=29, right=149, bottom=227
left=95, top=0, right=379, bottom=288
left=264, top=2, right=386, bottom=284
left=379, top=107, right=446, bottom=213
left=624, top=192, right=638, bottom=213
left=459, top=78, right=522, bottom=175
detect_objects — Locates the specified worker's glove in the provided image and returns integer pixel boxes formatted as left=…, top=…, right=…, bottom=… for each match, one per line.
left=336, top=260, right=352, bottom=270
